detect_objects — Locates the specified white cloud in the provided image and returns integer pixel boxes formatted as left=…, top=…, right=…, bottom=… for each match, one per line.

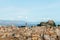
left=0, top=17, right=15, bottom=20
left=8, top=18, right=15, bottom=20
left=17, top=16, right=28, bottom=19
left=0, top=18, right=4, bottom=20
left=0, top=6, right=30, bottom=20
left=17, top=16, right=24, bottom=18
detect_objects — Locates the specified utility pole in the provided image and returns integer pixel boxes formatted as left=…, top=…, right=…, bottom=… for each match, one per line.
left=25, top=16, right=28, bottom=27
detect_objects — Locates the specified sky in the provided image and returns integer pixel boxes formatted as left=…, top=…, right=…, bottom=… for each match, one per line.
left=0, top=0, right=60, bottom=22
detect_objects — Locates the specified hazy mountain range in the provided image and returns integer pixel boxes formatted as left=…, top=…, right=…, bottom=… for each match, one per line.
left=0, top=20, right=39, bottom=26
left=0, top=20, right=60, bottom=26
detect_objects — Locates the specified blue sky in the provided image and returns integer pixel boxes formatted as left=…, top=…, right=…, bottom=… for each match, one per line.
left=0, top=0, right=60, bottom=22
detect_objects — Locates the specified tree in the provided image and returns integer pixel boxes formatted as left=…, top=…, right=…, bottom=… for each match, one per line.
left=37, top=22, right=47, bottom=26
left=47, top=20, right=56, bottom=26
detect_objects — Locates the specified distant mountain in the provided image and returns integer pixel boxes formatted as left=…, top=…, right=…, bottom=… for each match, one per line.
left=0, top=20, right=26, bottom=26
left=0, top=20, right=39, bottom=26
left=0, top=20, right=59, bottom=26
